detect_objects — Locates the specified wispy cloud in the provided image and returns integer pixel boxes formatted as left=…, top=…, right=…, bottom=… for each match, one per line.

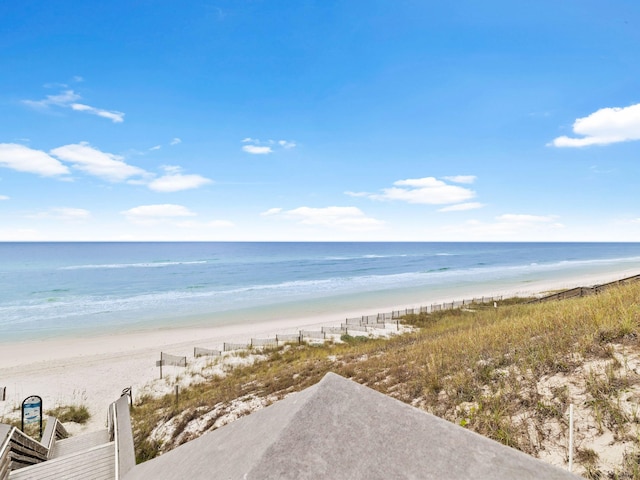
left=497, top=214, right=559, bottom=223
left=550, top=103, right=640, bottom=147
left=28, top=207, right=91, bottom=221
left=442, top=213, right=563, bottom=238
left=0, top=143, right=70, bottom=177
left=443, top=175, right=476, bottom=184
left=148, top=166, right=213, bottom=192
left=70, top=103, right=124, bottom=123
left=262, top=206, right=384, bottom=231
left=351, top=177, right=476, bottom=205
left=0, top=195, right=9, bottom=200
left=438, top=202, right=485, bottom=212
left=242, top=145, right=273, bottom=154
left=278, top=140, right=296, bottom=149
left=23, top=86, right=124, bottom=123
left=1, top=142, right=213, bottom=194
left=50, top=142, right=147, bottom=182
left=121, top=204, right=197, bottom=224
left=175, top=219, right=235, bottom=228
left=170, top=138, right=182, bottom=146
left=241, top=138, right=296, bottom=154
left=22, top=90, right=81, bottom=109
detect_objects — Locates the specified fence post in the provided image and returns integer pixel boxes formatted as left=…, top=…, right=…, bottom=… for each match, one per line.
left=175, top=385, right=179, bottom=406
left=568, top=404, right=574, bottom=472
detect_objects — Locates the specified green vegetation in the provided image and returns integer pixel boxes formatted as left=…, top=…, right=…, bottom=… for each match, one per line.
left=46, top=404, right=91, bottom=424
left=130, top=284, right=640, bottom=478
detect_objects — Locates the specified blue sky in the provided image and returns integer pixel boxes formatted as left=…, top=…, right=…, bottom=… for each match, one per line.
left=1, top=1, right=639, bottom=241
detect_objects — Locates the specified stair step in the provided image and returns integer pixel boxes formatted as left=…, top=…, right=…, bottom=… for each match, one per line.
left=9, top=441, right=115, bottom=480
left=51, top=429, right=110, bottom=459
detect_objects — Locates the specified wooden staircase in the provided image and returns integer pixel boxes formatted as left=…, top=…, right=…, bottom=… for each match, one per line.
left=0, top=396, right=134, bottom=480
left=9, top=434, right=115, bottom=480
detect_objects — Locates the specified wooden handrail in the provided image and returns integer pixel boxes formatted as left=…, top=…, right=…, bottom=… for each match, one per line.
left=108, top=395, right=135, bottom=480
left=0, top=425, right=49, bottom=476
left=0, top=425, right=12, bottom=480
left=41, top=416, right=69, bottom=458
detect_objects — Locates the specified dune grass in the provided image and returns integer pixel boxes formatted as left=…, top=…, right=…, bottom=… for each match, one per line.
left=130, top=283, right=640, bottom=477
left=45, top=404, right=91, bottom=424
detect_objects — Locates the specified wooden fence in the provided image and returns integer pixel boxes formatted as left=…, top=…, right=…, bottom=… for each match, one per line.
left=194, top=347, right=221, bottom=358
left=185, top=294, right=506, bottom=361
left=529, top=274, right=640, bottom=304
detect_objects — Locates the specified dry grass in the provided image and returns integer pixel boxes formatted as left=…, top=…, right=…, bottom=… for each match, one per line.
left=131, top=283, right=640, bottom=477
left=45, top=405, right=91, bottom=424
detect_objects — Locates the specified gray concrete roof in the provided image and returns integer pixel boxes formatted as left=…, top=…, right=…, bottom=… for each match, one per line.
left=125, top=372, right=581, bottom=480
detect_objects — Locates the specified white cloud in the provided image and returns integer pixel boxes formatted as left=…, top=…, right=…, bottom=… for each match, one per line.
left=438, top=202, right=485, bottom=212
left=442, top=213, right=563, bottom=238
left=261, top=208, right=283, bottom=216
left=170, top=138, right=182, bottom=146
left=23, top=87, right=125, bottom=123
left=55, top=207, right=91, bottom=220
left=149, top=145, right=162, bottom=151
left=497, top=214, right=559, bottom=224
left=71, top=103, right=124, bottom=123
left=0, top=143, right=70, bottom=176
left=551, top=103, right=640, bottom=147
left=443, top=175, right=476, bottom=184
left=22, top=90, right=80, bottom=109
left=344, top=191, right=369, bottom=198
left=263, top=206, right=384, bottom=231
left=176, top=219, right=235, bottom=228
left=369, top=177, right=476, bottom=205
left=241, top=138, right=296, bottom=154
left=50, top=142, right=147, bottom=182
left=148, top=167, right=213, bottom=192
left=242, top=145, right=273, bottom=155
left=278, top=140, right=296, bottom=149
left=29, top=207, right=91, bottom=221
left=122, top=204, right=197, bottom=220
left=0, top=195, right=9, bottom=200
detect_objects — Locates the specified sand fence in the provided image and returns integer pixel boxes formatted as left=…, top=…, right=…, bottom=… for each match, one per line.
left=162, top=295, right=505, bottom=368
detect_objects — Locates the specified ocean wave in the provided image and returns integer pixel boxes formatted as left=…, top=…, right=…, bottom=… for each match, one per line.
left=3, top=251, right=640, bottom=333
left=60, top=260, right=208, bottom=270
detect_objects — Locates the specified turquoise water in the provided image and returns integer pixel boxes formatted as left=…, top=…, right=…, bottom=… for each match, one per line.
left=1, top=242, right=640, bottom=341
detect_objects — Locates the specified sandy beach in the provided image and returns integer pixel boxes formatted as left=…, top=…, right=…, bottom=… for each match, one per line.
left=1, top=268, right=638, bottom=434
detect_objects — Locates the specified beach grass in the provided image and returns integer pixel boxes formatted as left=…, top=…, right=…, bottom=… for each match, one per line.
left=130, top=283, right=640, bottom=477
left=45, top=404, right=91, bottom=424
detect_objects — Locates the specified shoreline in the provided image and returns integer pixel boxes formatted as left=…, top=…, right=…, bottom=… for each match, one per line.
left=1, top=267, right=638, bottom=434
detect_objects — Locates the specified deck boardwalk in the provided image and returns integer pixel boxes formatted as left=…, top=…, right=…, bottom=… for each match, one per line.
left=50, top=429, right=109, bottom=459
left=9, top=442, right=115, bottom=480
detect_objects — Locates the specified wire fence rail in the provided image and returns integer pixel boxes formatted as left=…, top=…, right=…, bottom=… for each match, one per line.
left=194, top=347, right=221, bottom=358
left=177, top=295, right=506, bottom=364
left=528, top=274, right=640, bottom=304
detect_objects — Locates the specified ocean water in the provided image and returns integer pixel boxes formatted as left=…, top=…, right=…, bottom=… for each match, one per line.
left=1, top=242, right=640, bottom=342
